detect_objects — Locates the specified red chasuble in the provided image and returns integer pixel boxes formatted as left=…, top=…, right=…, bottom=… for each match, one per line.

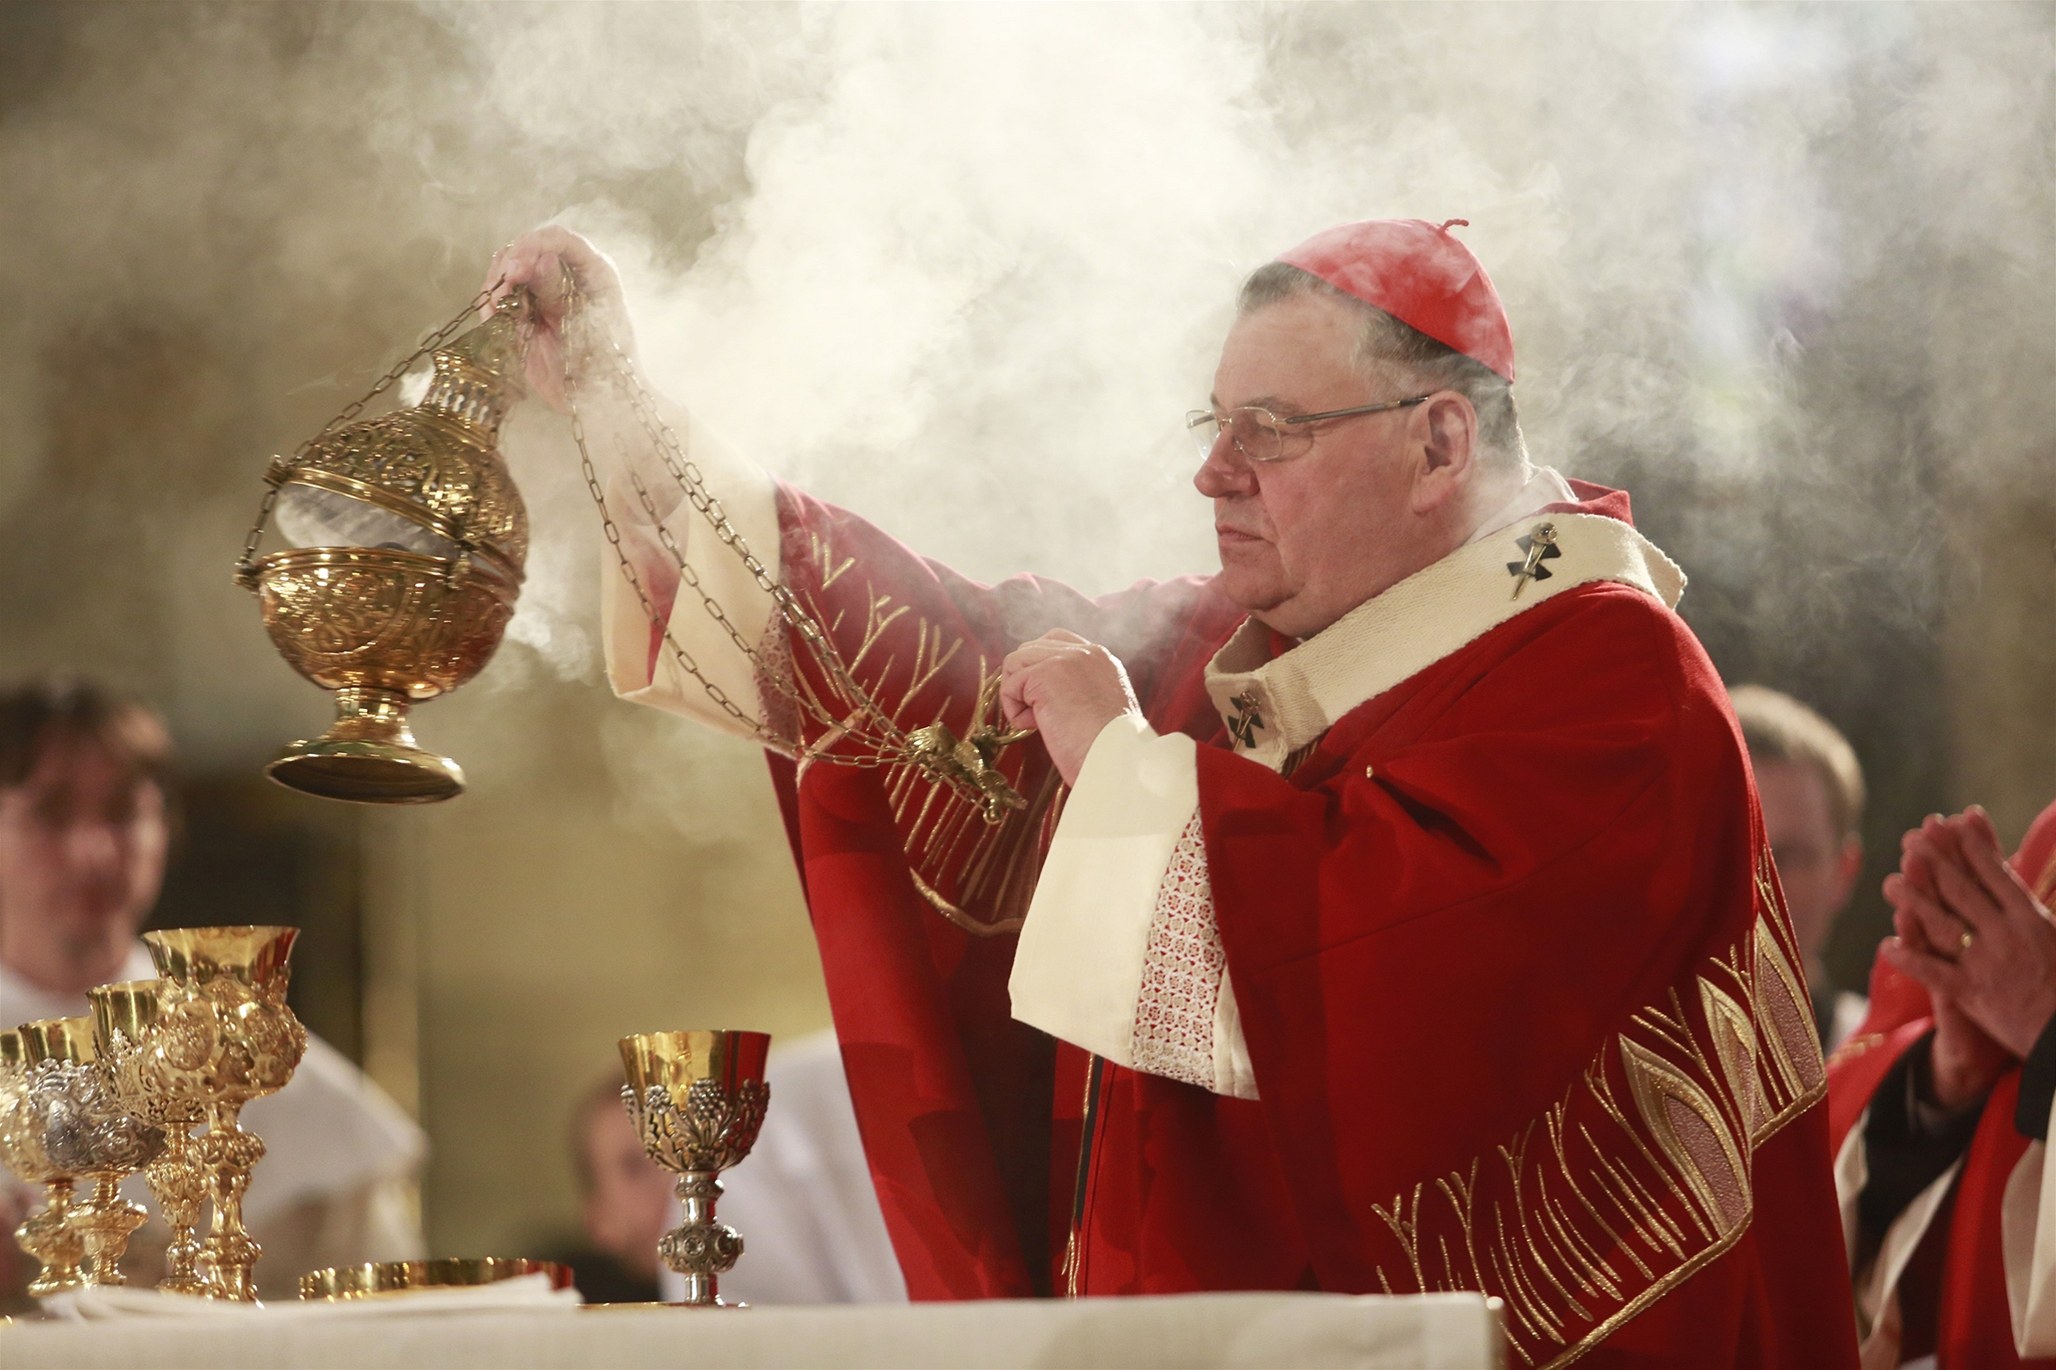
left=1826, top=800, right=2056, bottom=1370
left=748, top=481, right=1855, bottom=1368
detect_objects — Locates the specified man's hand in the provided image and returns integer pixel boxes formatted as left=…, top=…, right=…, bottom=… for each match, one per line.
left=482, top=226, right=633, bottom=413
left=999, top=630, right=1139, bottom=787
left=1882, top=808, right=2056, bottom=1085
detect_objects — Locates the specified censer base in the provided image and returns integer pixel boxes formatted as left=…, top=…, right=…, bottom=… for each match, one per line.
left=267, top=739, right=465, bottom=804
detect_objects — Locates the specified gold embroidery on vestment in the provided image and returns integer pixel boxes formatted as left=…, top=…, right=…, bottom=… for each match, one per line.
left=1361, top=894, right=1829, bottom=1370
left=791, top=537, right=1055, bottom=936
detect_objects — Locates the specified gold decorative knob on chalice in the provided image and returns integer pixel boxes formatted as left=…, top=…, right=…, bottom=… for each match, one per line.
left=618, top=1030, right=771, bottom=1308
left=234, top=293, right=534, bottom=803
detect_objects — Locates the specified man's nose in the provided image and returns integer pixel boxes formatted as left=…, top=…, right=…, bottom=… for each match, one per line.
left=62, top=820, right=125, bottom=871
left=1193, top=434, right=1254, bottom=498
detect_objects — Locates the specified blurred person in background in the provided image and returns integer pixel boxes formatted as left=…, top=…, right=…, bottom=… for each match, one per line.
left=1731, top=683, right=1870, bottom=1048
left=1827, top=798, right=2056, bottom=1369
left=0, top=677, right=426, bottom=1299
left=556, top=1075, right=667, bottom=1303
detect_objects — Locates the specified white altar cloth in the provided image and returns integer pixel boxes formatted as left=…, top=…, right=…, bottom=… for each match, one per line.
left=2, top=1290, right=1503, bottom=1369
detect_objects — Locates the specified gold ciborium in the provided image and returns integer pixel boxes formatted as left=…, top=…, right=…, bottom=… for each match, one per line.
left=29, top=1015, right=163, bottom=1288
left=4, top=1019, right=96, bottom=1295
left=91, top=979, right=209, bottom=1294
left=618, top=1030, right=771, bottom=1307
left=144, top=926, right=309, bottom=1301
left=234, top=292, right=533, bottom=804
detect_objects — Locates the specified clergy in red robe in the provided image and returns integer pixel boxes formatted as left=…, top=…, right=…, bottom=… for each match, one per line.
left=490, top=219, right=1858, bottom=1368
left=1827, top=800, right=2056, bottom=1368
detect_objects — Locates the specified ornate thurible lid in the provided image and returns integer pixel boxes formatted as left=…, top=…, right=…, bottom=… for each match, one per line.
left=258, top=305, right=532, bottom=591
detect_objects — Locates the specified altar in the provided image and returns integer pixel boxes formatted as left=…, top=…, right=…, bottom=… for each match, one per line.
left=1, top=1291, right=1503, bottom=1369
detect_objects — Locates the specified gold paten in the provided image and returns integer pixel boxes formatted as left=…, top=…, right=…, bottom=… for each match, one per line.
left=617, top=1030, right=771, bottom=1308
left=236, top=292, right=532, bottom=803
left=301, top=1257, right=571, bottom=1301
left=142, top=926, right=309, bottom=1301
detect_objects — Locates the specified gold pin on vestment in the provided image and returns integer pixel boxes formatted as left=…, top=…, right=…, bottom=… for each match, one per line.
left=1227, top=691, right=1265, bottom=749
left=1507, top=522, right=1562, bottom=599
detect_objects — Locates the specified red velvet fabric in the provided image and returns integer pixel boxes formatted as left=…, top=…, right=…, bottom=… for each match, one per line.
left=754, top=482, right=1854, bottom=1367
left=1825, top=800, right=2056, bottom=1369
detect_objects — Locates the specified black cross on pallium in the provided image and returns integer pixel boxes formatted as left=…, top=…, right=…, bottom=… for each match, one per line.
left=1227, top=691, right=1265, bottom=749
left=1506, top=522, right=1562, bottom=599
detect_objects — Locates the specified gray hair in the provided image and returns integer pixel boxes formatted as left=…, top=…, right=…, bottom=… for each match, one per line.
left=1238, top=261, right=1528, bottom=469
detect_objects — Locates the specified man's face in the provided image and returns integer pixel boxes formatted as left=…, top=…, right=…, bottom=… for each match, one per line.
left=0, top=738, right=167, bottom=987
left=1755, top=758, right=1860, bottom=971
left=1196, top=292, right=1427, bottom=638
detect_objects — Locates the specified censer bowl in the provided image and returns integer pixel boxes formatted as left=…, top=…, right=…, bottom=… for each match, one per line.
left=253, top=546, right=516, bottom=803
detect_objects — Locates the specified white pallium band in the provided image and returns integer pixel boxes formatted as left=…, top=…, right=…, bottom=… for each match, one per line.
left=1009, top=713, right=1258, bottom=1099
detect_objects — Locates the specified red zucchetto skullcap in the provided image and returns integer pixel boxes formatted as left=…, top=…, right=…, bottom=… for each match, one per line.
left=1277, top=218, right=1515, bottom=381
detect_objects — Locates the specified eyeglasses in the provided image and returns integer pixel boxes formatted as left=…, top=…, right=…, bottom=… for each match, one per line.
left=1185, top=395, right=1432, bottom=464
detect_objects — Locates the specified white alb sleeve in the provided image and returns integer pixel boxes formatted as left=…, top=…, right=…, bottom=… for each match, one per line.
left=1008, top=714, right=1258, bottom=1099
left=599, top=414, right=782, bottom=740
left=2003, top=1094, right=2056, bottom=1355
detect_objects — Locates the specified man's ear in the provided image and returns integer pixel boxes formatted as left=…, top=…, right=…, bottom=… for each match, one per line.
left=1410, top=391, right=1478, bottom=514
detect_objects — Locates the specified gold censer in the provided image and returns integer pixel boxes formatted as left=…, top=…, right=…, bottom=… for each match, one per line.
left=235, top=292, right=534, bottom=803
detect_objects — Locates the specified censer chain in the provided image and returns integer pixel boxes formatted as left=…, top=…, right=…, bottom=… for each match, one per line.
left=566, top=326, right=912, bottom=768
left=559, top=284, right=1025, bottom=813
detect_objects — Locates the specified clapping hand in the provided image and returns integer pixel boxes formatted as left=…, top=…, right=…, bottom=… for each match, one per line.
left=1882, top=807, right=2056, bottom=1105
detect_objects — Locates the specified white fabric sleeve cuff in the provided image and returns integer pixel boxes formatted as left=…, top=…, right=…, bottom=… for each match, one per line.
left=1009, top=713, right=1198, bottom=1062
left=1211, top=973, right=1258, bottom=1100
left=599, top=416, right=780, bottom=740
left=1833, top=1110, right=1868, bottom=1262
left=1848, top=1115, right=1965, bottom=1343
left=2003, top=1091, right=2056, bottom=1355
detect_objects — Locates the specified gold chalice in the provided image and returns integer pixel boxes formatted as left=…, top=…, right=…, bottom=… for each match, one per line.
left=234, top=293, right=533, bottom=804
left=3, top=1019, right=92, bottom=1295
left=28, top=1014, right=163, bottom=1288
left=91, top=979, right=210, bottom=1294
left=1, top=1027, right=90, bottom=1297
left=144, top=927, right=309, bottom=1301
left=618, top=1030, right=771, bottom=1307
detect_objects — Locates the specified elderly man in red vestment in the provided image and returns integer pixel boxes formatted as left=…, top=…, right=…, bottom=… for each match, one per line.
left=491, top=218, right=1857, bottom=1367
